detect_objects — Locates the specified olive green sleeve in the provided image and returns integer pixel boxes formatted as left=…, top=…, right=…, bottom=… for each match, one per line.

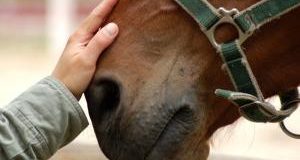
left=0, top=76, right=89, bottom=160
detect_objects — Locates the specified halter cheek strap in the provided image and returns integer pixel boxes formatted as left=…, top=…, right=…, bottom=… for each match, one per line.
left=175, top=0, right=300, bottom=135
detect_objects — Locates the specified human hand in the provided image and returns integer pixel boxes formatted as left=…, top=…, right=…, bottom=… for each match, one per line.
left=52, top=0, right=119, bottom=100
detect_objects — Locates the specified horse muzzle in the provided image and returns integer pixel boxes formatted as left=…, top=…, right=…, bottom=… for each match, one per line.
left=85, top=77, right=199, bottom=160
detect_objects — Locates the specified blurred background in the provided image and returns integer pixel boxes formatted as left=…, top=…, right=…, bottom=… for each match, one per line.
left=0, top=0, right=299, bottom=160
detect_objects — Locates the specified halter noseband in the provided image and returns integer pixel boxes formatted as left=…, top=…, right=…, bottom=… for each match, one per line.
left=175, top=0, right=300, bottom=138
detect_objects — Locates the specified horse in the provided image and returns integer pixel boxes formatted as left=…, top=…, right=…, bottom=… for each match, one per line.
left=85, top=0, right=300, bottom=159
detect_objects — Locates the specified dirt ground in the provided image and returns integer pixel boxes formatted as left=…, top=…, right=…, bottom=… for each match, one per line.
left=50, top=144, right=107, bottom=160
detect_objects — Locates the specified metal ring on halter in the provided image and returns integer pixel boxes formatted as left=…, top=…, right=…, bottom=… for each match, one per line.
left=279, top=99, right=300, bottom=139
left=204, top=7, right=254, bottom=52
left=280, top=121, right=300, bottom=139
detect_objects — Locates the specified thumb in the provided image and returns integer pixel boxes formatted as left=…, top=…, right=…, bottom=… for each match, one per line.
left=83, top=22, right=119, bottom=61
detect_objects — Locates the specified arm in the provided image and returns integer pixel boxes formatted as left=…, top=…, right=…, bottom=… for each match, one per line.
left=0, top=0, right=119, bottom=159
left=0, top=77, right=87, bottom=160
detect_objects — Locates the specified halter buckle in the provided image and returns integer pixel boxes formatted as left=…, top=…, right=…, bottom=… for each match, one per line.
left=204, top=7, right=254, bottom=52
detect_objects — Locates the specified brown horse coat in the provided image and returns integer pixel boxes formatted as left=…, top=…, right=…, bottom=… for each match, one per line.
left=86, top=0, right=300, bottom=159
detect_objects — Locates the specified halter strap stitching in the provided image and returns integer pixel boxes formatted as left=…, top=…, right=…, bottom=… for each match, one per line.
left=235, top=0, right=300, bottom=33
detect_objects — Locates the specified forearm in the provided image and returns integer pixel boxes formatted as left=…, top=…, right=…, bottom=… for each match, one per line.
left=0, top=77, right=88, bottom=160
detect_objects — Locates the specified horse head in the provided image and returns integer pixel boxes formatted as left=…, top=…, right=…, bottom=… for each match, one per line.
left=86, top=0, right=300, bottom=159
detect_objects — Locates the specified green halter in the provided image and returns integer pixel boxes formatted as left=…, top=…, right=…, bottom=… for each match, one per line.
left=174, top=0, right=300, bottom=124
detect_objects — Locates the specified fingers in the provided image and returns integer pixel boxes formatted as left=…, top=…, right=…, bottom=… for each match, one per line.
left=76, top=0, right=118, bottom=39
left=83, top=22, right=119, bottom=62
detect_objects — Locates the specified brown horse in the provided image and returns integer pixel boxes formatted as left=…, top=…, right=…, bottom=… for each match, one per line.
left=85, top=0, right=300, bottom=159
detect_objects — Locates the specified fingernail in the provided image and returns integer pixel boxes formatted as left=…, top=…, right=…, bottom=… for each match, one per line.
left=103, top=23, right=118, bottom=36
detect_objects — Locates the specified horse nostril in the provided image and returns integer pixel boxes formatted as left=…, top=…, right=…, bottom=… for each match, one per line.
left=97, top=79, right=121, bottom=112
left=86, top=79, right=121, bottom=115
